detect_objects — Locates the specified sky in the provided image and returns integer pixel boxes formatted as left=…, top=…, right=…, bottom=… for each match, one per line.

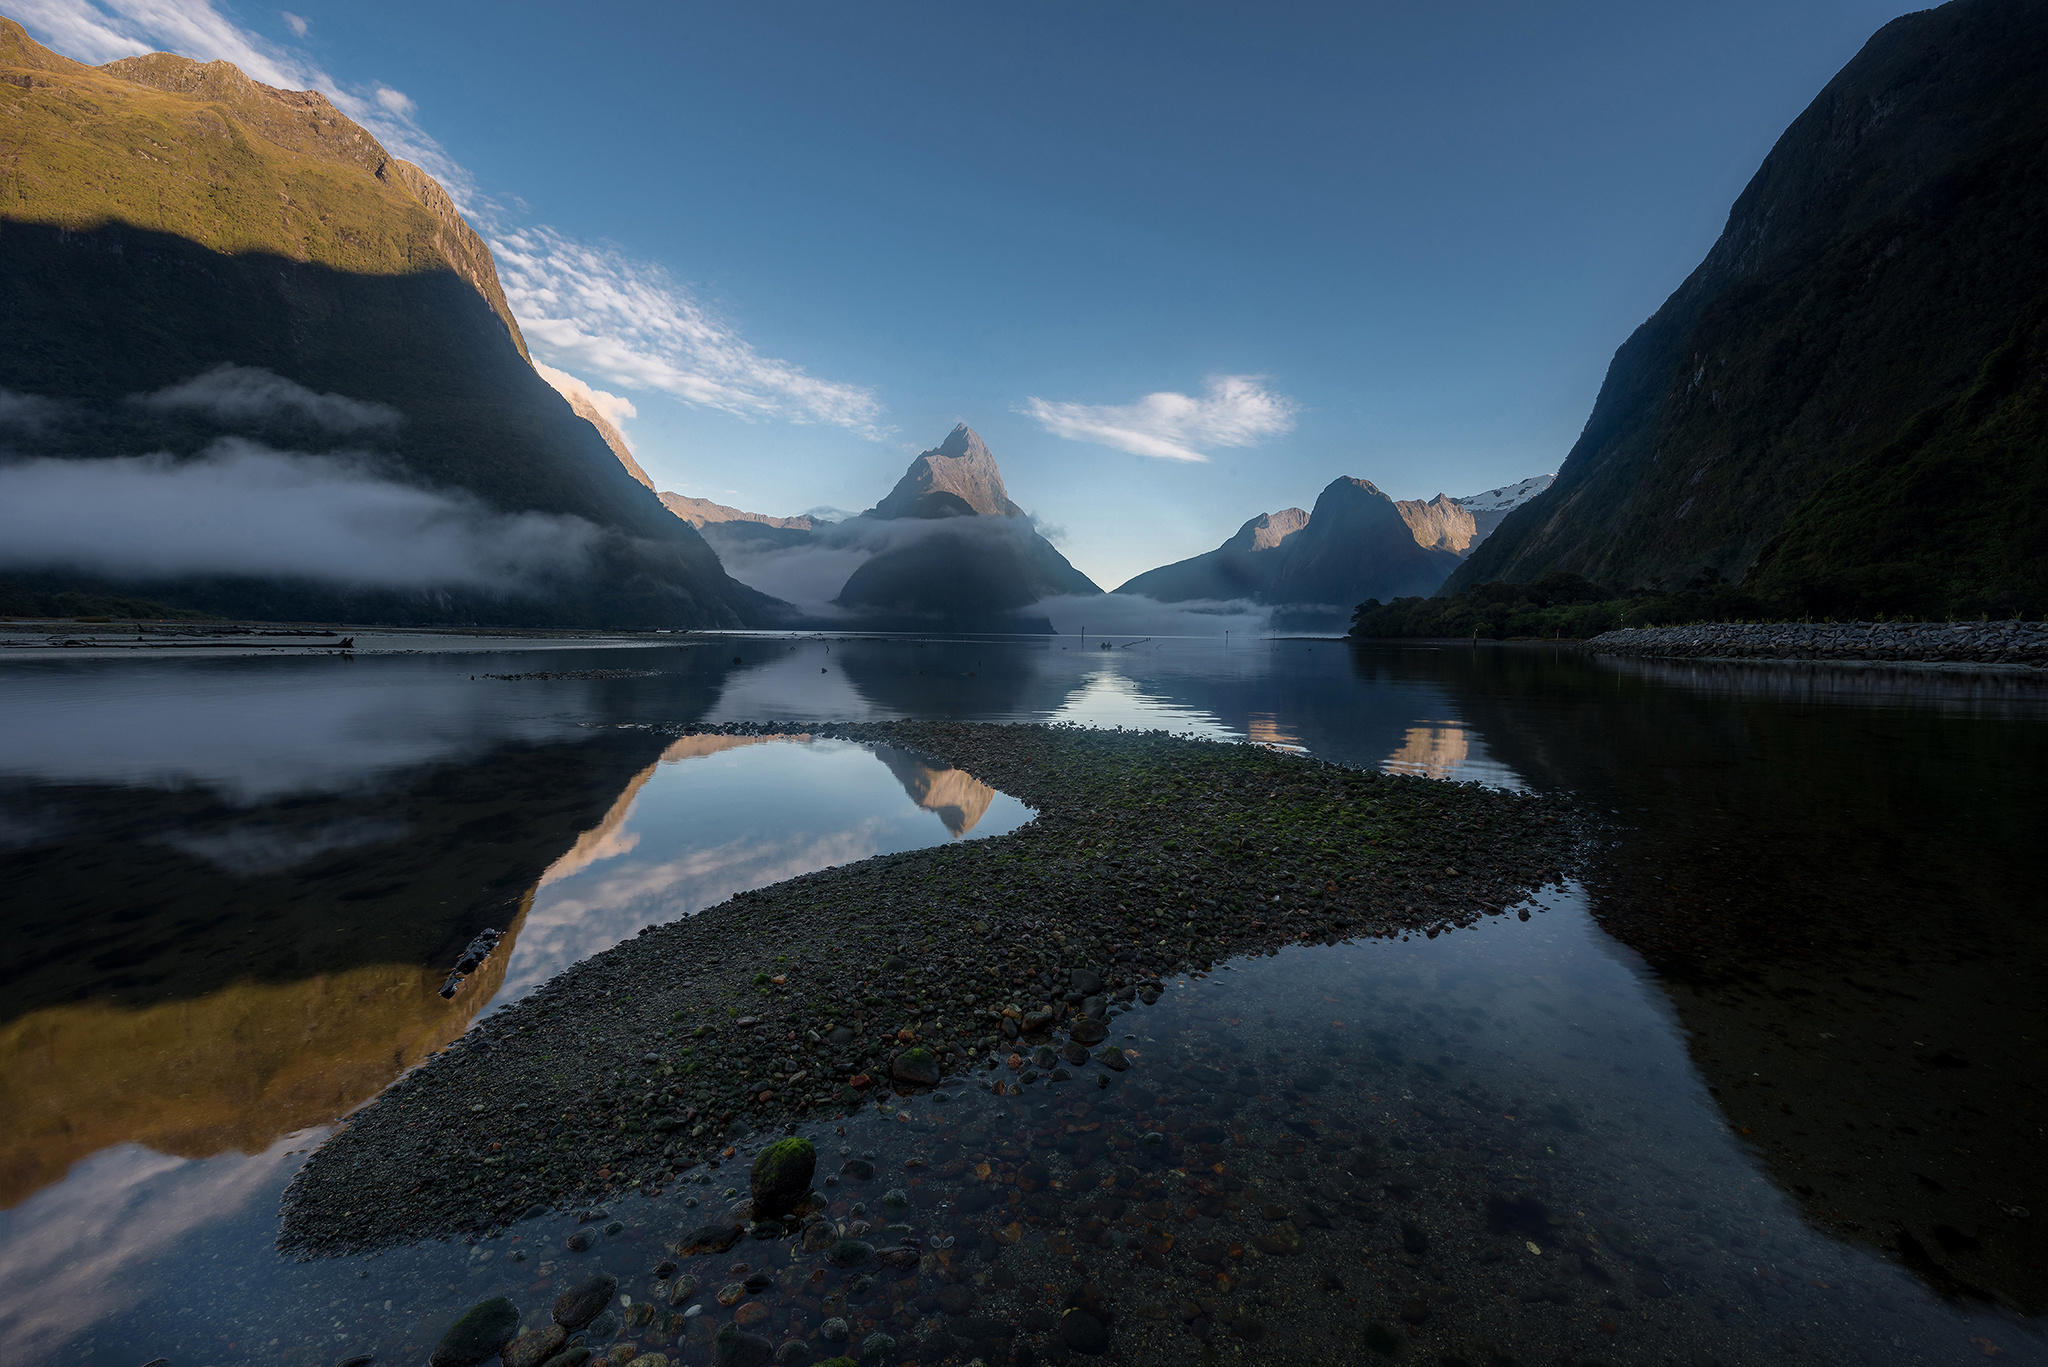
left=14, top=0, right=1927, bottom=589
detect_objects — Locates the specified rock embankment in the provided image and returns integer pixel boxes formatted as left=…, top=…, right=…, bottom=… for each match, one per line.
left=280, top=722, right=1578, bottom=1256
left=1585, top=621, right=2048, bottom=668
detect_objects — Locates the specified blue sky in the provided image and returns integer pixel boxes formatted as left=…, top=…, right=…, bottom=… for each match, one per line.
left=19, top=0, right=1922, bottom=587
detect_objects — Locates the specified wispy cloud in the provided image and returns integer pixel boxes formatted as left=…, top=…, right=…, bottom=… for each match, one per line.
left=493, top=227, right=884, bottom=436
left=279, top=10, right=307, bottom=38
left=11, top=0, right=462, bottom=197
left=15, top=0, right=886, bottom=440
left=1020, top=375, right=1298, bottom=463
left=533, top=361, right=638, bottom=435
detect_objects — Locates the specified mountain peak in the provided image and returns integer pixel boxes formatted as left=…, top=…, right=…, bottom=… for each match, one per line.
left=1222, top=507, right=1310, bottom=554
left=868, top=424, right=1023, bottom=520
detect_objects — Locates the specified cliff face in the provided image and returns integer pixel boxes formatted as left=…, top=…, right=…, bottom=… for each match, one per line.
left=1395, top=494, right=1478, bottom=555
left=867, top=424, right=1026, bottom=520
left=1272, top=478, right=1464, bottom=606
left=1450, top=0, right=2048, bottom=616
left=0, top=18, right=772, bottom=627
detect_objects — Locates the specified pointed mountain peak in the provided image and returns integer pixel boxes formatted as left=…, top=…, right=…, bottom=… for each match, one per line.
left=868, top=424, right=1023, bottom=520
left=937, top=422, right=988, bottom=461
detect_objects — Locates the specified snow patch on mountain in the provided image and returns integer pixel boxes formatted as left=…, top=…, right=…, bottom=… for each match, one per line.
left=1454, top=474, right=1554, bottom=514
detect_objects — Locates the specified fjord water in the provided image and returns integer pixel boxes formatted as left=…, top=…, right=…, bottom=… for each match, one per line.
left=0, top=636, right=2041, bottom=1365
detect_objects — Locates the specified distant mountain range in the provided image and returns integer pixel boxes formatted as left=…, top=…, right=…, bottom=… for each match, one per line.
left=0, top=18, right=769, bottom=627
left=1450, top=0, right=2048, bottom=618
left=698, top=424, right=1100, bottom=629
left=658, top=493, right=819, bottom=534
left=1117, top=474, right=1550, bottom=607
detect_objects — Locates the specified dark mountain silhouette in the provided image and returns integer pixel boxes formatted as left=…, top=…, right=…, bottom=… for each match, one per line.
left=0, top=19, right=771, bottom=627
left=1449, top=0, right=2048, bottom=617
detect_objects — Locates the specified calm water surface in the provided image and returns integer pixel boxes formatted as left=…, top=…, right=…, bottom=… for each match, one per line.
left=0, top=635, right=2041, bottom=1365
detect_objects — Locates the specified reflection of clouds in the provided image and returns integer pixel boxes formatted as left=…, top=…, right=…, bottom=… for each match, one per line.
left=0, top=1138, right=299, bottom=1360
left=159, top=817, right=407, bottom=875
left=493, top=821, right=893, bottom=1007
left=0, top=660, right=589, bottom=801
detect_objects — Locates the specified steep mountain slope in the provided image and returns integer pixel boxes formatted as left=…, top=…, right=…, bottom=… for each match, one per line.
left=1117, top=470, right=1543, bottom=606
left=0, top=19, right=770, bottom=627
left=866, top=424, right=1025, bottom=519
left=1115, top=508, right=1308, bottom=601
left=1394, top=494, right=1476, bottom=555
left=837, top=426, right=1099, bottom=620
left=1272, top=478, right=1463, bottom=605
left=1453, top=475, right=1555, bottom=542
left=1449, top=0, right=2048, bottom=616
left=693, top=424, right=1097, bottom=626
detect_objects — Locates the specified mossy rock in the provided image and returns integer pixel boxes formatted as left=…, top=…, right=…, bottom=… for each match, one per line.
left=429, top=1296, right=520, bottom=1366
left=749, top=1136, right=817, bottom=1217
left=890, top=1046, right=940, bottom=1086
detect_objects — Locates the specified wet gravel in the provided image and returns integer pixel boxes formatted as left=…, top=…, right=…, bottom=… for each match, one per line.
left=1587, top=620, right=2048, bottom=667
left=281, top=722, right=1578, bottom=1257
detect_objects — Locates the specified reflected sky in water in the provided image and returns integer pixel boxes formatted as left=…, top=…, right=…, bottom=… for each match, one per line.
left=490, top=735, right=1029, bottom=1009
left=0, top=635, right=2041, bottom=1364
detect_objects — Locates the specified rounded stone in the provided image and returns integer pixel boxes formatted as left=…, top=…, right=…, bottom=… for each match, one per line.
left=890, top=1047, right=940, bottom=1086
left=430, top=1296, right=520, bottom=1367
left=749, top=1136, right=817, bottom=1218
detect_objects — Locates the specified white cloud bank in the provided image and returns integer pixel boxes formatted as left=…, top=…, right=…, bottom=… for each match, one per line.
left=494, top=227, right=884, bottom=435
left=0, top=440, right=599, bottom=590
left=135, top=363, right=401, bottom=432
left=1020, top=374, right=1298, bottom=463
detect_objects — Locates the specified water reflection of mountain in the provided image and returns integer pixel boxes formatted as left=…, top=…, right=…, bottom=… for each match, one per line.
left=871, top=744, right=997, bottom=835
left=1393, top=644, right=2048, bottom=1312
left=0, top=729, right=671, bottom=1207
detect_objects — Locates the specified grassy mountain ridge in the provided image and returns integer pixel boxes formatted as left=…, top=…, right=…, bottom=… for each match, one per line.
left=1449, top=0, right=2048, bottom=617
left=0, top=17, right=771, bottom=626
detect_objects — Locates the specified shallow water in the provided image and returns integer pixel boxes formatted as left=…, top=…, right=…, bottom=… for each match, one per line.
left=0, top=635, right=2041, bottom=1364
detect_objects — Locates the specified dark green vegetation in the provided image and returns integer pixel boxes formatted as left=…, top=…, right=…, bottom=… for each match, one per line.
left=0, top=577, right=209, bottom=619
left=0, top=20, right=768, bottom=627
left=280, top=722, right=1575, bottom=1254
left=1350, top=572, right=1767, bottom=641
left=1450, top=0, right=2048, bottom=619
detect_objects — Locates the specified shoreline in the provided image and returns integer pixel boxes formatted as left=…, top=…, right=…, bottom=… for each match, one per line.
left=1582, top=620, right=2046, bottom=669
left=280, top=721, right=1579, bottom=1256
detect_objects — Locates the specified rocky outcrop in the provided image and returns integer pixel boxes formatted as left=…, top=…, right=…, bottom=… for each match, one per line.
left=1394, top=494, right=1479, bottom=555
left=867, top=424, right=1025, bottom=520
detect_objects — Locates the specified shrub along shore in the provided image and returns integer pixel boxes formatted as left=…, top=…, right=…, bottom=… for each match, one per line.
left=280, top=721, right=1578, bottom=1256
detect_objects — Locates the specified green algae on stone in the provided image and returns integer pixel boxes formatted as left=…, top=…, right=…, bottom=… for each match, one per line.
left=749, top=1136, right=816, bottom=1217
